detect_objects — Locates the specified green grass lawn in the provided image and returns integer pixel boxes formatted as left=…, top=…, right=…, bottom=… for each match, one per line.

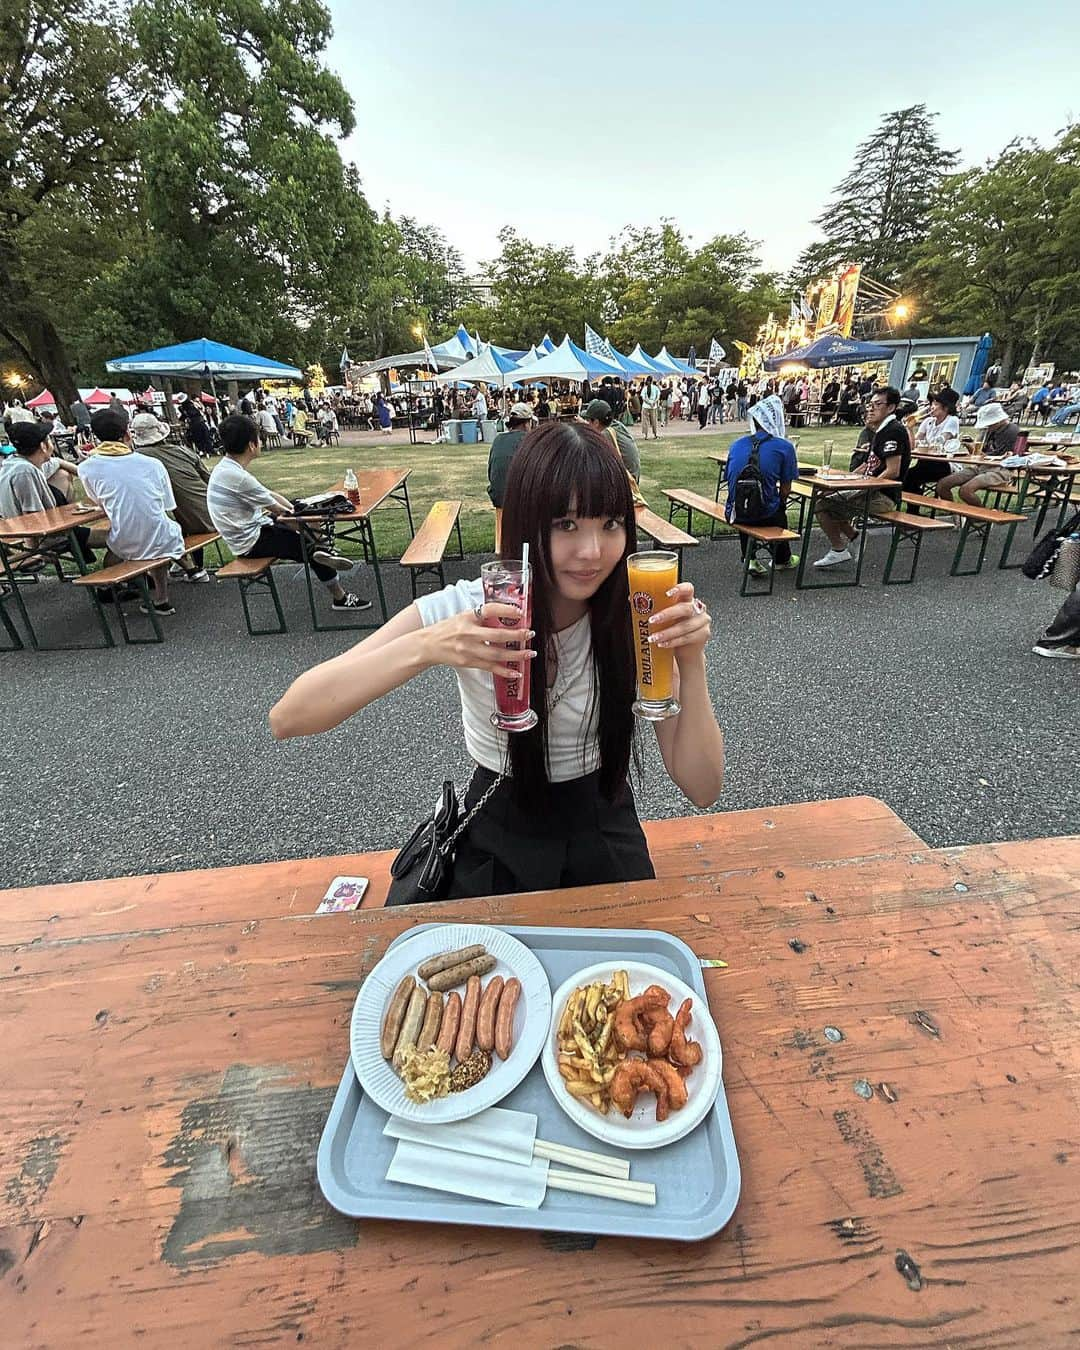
left=219, top=424, right=864, bottom=560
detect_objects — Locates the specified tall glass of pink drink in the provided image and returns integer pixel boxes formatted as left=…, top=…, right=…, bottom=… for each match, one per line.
left=481, top=559, right=537, bottom=732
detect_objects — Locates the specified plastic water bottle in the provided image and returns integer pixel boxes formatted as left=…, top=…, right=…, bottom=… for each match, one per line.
left=343, top=467, right=360, bottom=506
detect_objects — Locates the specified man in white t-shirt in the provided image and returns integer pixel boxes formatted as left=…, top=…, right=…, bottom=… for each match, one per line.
left=78, top=409, right=201, bottom=614
left=206, top=414, right=371, bottom=613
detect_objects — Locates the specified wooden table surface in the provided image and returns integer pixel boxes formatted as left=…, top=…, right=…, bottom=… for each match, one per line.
left=2, top=825, right=1077, bottom=1347
left=800, top=475, right=901, bottom=491
left=322, top=469, right=410, bottom=518
left=0, top=502, right=105, bottom=540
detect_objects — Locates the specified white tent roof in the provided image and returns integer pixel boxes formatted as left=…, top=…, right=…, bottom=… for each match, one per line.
left=431, top=344, right=519, bottom=387
left=510, top=335, right=623, bottom=384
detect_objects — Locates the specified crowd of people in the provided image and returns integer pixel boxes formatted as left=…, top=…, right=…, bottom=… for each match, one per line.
left=0, top=400, right=372, bottom=617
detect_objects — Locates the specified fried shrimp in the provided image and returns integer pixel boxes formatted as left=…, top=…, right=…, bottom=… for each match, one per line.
left=641, top=1006, right=675, bottom=1057
left=647, top=1058, right=689, bottom=1112
left=610, top=1059, right=670, bottom=1120
left=613, top=987, right=669, bottom=1053
left=669, top=998, right=703, bottom=1069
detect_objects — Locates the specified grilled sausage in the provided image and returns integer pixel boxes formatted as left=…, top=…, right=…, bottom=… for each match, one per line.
left=427, top=954, right=496, bottom=993
left=455, top=975, right=482, bottom=1063
left=392, top=986, right=428, bottom=1071
left=417, top=945, right=487, bottom=981
left=416, top=991, right=445, bottom=1052
left=380, top=976, right=416, bottom=1060
left=495, top=978, right=521, bottom=1060
left=476, top=976, right=504, bottom=1052
left=435, top=991, right=462, bottom=1057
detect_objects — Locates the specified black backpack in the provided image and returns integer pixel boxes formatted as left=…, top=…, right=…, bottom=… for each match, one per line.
left=732, top=434, right=770, bottom=522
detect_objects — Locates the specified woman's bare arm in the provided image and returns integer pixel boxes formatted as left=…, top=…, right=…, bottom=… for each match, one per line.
left=269, top=601, right=533, bottom=740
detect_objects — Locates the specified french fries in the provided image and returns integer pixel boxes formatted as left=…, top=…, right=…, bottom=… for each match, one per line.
left=555, top=971, right=630, bottom=1115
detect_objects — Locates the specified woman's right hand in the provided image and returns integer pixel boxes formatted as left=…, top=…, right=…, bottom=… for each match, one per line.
left=423, top=604, right=536, bottom=680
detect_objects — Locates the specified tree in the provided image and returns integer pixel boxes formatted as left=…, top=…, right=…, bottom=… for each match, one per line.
left=0, top=0, right=144, bottom=413
left=345, top=212, right=467, bottom=359
left=118, top=0, right=378, bottom=371
left=792, top=105, right=957, bottom=287
left=469, top=227, right=594, bottom=348
left=910, top=127, right=1080, bottom=378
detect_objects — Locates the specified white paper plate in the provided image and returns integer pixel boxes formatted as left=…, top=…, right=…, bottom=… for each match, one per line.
left=541, top=961, right=722, bottom=1150
left=351, top=924, right=551, bottom=1123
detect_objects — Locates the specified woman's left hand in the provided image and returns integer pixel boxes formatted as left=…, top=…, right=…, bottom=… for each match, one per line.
left=647, top=582, right=711, bottom=661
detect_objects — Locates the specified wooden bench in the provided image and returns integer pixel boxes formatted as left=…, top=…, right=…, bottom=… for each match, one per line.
left=868, top=510, right=953, bottom=584
left=899, top=492, right=1025, bottom=575
left=729, top=522, right=802, bottom=596
left=73, top=532, right=221, bottom=645
left=662, top=487, right=728, bottom=536
left=634, top=505, right=697, bottom=579
left=399, top=500, right=464, bottom=598
left=217, top=556, right=287, bottom=635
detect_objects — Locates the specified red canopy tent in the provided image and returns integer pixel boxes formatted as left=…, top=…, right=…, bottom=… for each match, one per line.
left=26, top=390, right=57, bottom=409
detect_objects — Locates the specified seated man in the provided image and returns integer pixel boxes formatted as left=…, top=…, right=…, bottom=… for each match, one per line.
left=487, top=402, right=536, bottom=507
left=207, top=414, right=371, bottom=613
left=725, top=395, right=800, bottom=575
left=0, top=421, right=100, bottom=567
left=291, top=406, right=312, bottom=445
left=257, top=405, right=279, bottom=444
left=1049, top=401, right=1080, bottom=427
left=129, top=409, right=212, bottom=581
left=582, top=399, right=641, bottom=482
left=814, top=386, right=911, bottom=568
left=77, top=409, right=200, bottom=614
left=935, top=402, right=1017, bottom=508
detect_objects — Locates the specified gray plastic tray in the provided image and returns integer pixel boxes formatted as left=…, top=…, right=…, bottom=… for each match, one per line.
left=317, top=924, right=741, bottom=1241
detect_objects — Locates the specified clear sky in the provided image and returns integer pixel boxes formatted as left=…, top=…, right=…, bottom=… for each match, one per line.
left=329, top=0, right=1079, bottom=278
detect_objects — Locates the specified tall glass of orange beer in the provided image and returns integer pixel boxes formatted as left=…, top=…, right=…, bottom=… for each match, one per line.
left=626, top=550, right=681, bottom=721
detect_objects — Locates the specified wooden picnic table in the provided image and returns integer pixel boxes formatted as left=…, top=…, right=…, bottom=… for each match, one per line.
left=0, top=503, right=106, bottom=650
left=792, top=476, right=901, bottom=591
left=4, top=802, right=1078, bottom=1347
left=296, top=468, right=414, bottom=628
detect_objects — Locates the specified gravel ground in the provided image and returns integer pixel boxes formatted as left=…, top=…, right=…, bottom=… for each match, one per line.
left=2, top=525, right=1075, bottom=891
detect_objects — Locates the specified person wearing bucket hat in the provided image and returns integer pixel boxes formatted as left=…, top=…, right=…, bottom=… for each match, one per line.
left=935, top=401, right=1018, bottom=510
left=487, top=402, right=536, bottom=508
left=131, top=410, right=215, bottom=581
left=582, top=399, right=641, bottom=481
left=903, top=385, right=962, bottom=512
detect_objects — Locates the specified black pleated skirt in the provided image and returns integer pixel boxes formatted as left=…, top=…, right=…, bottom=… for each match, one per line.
left=447, top=765, right=655, bottom=900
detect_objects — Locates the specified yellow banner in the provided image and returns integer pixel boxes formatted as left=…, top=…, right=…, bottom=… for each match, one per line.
left=816, top=278, right=839, bottom=333
left=836, top=265, right=862, bottom=337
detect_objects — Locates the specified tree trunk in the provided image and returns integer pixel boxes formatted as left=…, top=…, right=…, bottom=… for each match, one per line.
left=1000, top=336, right=1016, bottom=383
left=18, top=309, right=80, bottom=422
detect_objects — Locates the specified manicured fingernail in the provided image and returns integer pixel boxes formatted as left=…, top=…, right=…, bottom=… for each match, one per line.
left=666, top=587, right=678, bottom=596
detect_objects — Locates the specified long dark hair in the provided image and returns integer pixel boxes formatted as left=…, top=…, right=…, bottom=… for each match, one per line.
left=499, top=421, right=638, bottom=808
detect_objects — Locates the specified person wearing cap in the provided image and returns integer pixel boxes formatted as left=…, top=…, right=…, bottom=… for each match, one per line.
left=582, top=399, right=641, bottom=482
left=935, top=402, right=1017, bottom=509
left=903, top=386, right=962, bottom=513
left=724, top=395, right=800, bottom=576
left=0, top=421, right=98, bottom=566
left=129, top=410, right=213, bottom=581
left=487, top=402, right=535, bottom=508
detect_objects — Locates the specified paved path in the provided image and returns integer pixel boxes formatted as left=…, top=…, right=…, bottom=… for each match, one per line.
left=1, top=528, right=1074, bottom=889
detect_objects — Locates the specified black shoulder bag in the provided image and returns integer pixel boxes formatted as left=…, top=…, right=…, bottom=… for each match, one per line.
left=385, top=775, right=505, bottom=906
left=1023, top=508, right=1080, bottom=581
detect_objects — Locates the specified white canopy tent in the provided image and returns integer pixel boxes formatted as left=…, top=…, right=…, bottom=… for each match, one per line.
left=510, top=335, right=623, bottom=384
left=431, top=344, right=520, bottom=388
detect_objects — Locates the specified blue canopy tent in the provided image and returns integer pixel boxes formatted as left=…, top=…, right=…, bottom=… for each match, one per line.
left=606, top=344, right=659, bottom=377
left=653, top=346, right=699, bottom=377
left=431, top=344, right=521, bottom=389
left=627, top=343, right=669, bottom=375
left=763, top=335, right=896, bottom=371
left=962, top=333, right=994, bottom=395
left=538, top=334, right=557, bottom=354
left=105, top=338, right=302, bottom=381
left=510, top=335, right=624, bottom=383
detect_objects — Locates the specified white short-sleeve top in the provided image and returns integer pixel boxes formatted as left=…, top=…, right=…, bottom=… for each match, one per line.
left=414, top=578, right=599, bottom=781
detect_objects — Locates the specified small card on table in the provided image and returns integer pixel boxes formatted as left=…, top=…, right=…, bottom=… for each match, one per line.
left=316, top=876, right=369, bottom=913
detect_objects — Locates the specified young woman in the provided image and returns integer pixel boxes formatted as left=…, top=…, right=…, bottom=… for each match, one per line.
left=270, top=422, right=724, bottom=899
